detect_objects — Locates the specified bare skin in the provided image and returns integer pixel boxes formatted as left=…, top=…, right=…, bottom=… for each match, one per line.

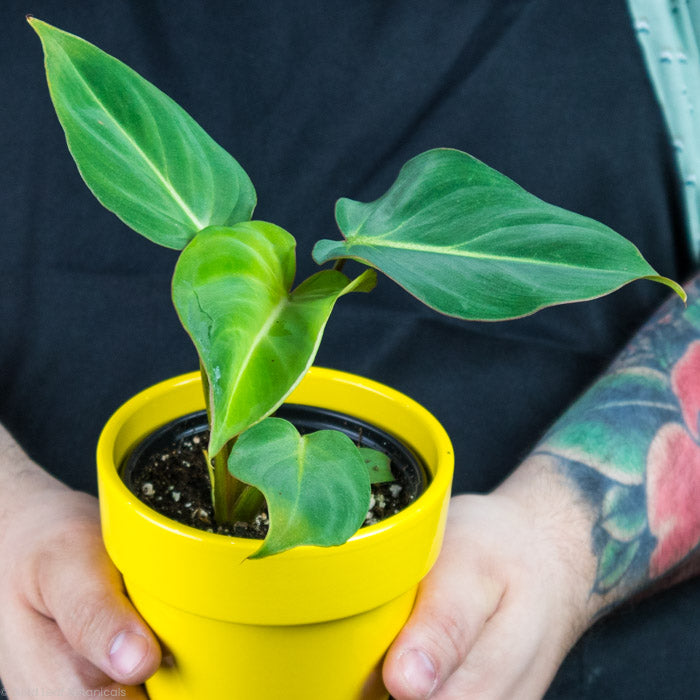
left=1, top=273, right=698, bottom=698
left=383, top=463, right=599, bottom=700
left=0, top=429, right=160, bottom=697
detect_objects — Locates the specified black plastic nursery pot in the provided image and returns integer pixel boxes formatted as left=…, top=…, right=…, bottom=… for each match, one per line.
left=96, top=367, right=454, bottom=700
left=122, top=403, right=428, bottom=538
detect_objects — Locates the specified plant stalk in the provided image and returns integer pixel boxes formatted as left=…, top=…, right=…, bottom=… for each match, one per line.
left=199, top=359, right=264, bottom=524
left=211, top=439, right=245, bottom=520
left=231, top=485, right=267, bottom=523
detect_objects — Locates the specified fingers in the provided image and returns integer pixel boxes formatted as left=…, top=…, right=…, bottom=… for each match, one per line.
left=383, top=499, right=504, bottom=699
left=0, top=597, right=149, bottom=699
left=0, top=487, right=160, bottom=697
left=383, top=492, right=595, bottom=700
left=430, top=585, right=566, bottom=699
left=33, top=512, right=162, bottom=687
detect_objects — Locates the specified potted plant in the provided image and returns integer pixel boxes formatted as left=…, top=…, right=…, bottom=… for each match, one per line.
left=30, top=18, right=685, bottom=700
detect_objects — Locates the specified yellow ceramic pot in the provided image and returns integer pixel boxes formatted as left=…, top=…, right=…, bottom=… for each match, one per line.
left=97, top=367, right=454, bottom=700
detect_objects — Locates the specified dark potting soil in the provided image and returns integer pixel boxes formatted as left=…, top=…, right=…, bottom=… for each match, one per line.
left=126, top=422, right=424, bottom=539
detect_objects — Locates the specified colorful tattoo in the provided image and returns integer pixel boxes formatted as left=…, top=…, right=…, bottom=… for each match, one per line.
left=535, top=273, right=700, bottom=596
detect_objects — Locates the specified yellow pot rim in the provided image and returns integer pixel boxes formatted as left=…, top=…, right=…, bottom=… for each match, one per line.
left=97, top=367, right=454, bottom=623
left=98, top=367, right=452, bottom=553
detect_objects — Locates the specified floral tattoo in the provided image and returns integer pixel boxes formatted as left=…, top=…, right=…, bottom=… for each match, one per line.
left=536, top=273, right=700, bottom=595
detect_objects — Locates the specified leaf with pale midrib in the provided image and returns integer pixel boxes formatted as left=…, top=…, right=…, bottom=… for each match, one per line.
left=313, top=148, right=685, bottom=320
left=31, top=18, right=256, bottom=250
left=173, top=222, right=376, bottom=456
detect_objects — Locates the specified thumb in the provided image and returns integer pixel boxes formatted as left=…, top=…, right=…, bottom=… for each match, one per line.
left=383, top=533, right=504, bottom=700
left=37, top=521, right=162, bottom=686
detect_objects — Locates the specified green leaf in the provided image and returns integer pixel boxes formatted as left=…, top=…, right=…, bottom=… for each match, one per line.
left=313, top=149, right=685, bottom=320
left=228, top=418, right=371, bottom=558
left=359, top=447, right=394, bottom=484
left=30, top=18, right=256, bottom=249
left=595, top=537, right=641, bottom=593
left=172, top=222, right=376, bottom=456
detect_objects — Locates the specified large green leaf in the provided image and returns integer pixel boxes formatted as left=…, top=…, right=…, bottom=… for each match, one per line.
left=30, top=18, right=256, bottom=249
left=313, top=149, right=685, bottom=320
left=228, top=418, right=371, bottom=558
left=173, top=222, right=376, bottom=456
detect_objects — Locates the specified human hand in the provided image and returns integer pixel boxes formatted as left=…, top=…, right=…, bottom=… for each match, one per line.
left=0, top=443, right=161, bottom=698
left=383, top=457, right=600, bottom=700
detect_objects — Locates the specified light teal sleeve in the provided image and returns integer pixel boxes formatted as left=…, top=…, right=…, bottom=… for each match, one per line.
left=627, top=0, right=700, bottom=261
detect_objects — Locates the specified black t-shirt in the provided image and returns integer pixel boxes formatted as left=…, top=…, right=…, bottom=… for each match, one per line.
left=1, top=1, right=697, bottom=697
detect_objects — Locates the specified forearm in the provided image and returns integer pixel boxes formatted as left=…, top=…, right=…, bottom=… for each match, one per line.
left=526, top=270, right=700, bottom=613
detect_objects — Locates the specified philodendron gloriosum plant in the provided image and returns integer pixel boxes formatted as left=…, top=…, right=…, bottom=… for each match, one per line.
left=31, top=19, right=686, bottom=558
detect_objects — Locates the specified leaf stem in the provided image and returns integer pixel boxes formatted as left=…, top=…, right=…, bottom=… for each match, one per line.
left=199, top=359, right=261, bottom=524
left=212, top=439, right=243, bottom=519
left=230, top=485, right=266, bottom=523
left=212, top=441, right=266, bottom=524
left=333, top=258, right=346, bottom=273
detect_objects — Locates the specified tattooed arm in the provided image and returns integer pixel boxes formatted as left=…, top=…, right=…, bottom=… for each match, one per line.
left=535, top=273, right=700, bottom=601
left=383, top=272, right=699, bottom=700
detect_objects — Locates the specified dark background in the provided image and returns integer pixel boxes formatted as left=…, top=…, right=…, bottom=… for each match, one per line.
left=1, top=1, right=698, bottom=697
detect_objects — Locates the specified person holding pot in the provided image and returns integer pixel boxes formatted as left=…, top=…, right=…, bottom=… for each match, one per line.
left=1, top=1, right=699, bottom=698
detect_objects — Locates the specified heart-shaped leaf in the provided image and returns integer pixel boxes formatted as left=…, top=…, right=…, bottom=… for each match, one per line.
left=172, top=222, right=376, bottom=456
left=228, top=418, right=371, bottom=558
left=313, top=149, right=685, bottom=320
left=30, top=18, right=256, bottom=250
